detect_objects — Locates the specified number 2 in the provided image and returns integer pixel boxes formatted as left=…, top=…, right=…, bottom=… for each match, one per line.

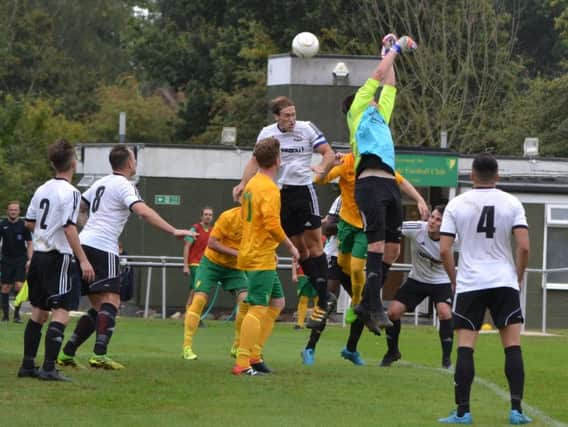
left=39, top=198, right=50, bottom=229
left=477, top=205, right=496, bottom=238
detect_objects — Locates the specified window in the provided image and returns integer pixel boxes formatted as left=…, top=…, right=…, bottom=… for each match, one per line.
left=544, top=205, right=568, bottom=290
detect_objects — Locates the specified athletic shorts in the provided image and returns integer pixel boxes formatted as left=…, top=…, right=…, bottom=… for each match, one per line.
left=355, top=176, right=402, bottom=244
left=193, top=256, right=248, bottom=295
left=27, top=251, right=79, bottom=311
left=395, top=277, right=453, bottom=312
left=81, top=245, right=121, bottom=295
left=280, top=184, right=321, bottom=237
left=337, top=219, right=367, bottom=259
left=296, top=275, right=317, bottom=298
left=453, top=287, right=524, bottom=331
left=245, top=270, right=284, bottom=306
left=188, top=265, right=199, bottom=290
left=327, top=255, right=342, bottom=281
left=1, top=256, right=27, bottom=284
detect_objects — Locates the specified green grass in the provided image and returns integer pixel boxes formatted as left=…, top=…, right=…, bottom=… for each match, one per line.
left=1, top=318, right=567, bottom=427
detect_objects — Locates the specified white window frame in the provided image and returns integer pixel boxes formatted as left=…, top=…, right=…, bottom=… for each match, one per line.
left=543, top=204, right=568, bottom=290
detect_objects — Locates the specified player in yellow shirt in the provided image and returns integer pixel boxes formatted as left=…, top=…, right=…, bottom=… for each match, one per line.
left=182, top=206, right=249, bottom=360
left=233, top=137, right=299, bottom=376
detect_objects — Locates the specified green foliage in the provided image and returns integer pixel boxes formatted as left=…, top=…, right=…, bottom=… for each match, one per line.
left=86, top=76, right=181, bottom=143
left=0, top=96, right=86, bottom=207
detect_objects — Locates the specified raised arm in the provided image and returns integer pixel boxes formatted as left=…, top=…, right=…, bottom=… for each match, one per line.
left=398, top=176, right=429, bottom=220
left=232, top=156, right=259, bottom=202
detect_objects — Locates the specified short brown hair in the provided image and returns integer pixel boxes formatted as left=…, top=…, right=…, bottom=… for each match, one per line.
left=109, top=145, right=132, bottom=170
left=48, top=139, right=75, bottom=172
left=254, top=137, right=280, bottom=168
left=270, top=96, right=295, bottom=115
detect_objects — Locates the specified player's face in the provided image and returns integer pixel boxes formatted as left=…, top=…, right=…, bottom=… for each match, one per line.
left=7, top=204, right=20, bottom=220
left=201, top=209, right=214, bottom=225
left=275, top=106, right=296, bottom=132
left=427, top=209, right=443, bottom=234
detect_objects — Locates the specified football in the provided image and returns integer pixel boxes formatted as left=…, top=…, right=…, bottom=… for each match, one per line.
left=292, top=32, right=319, bottom=58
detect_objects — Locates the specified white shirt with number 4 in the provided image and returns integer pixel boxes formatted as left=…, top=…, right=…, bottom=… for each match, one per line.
left=440, top=188, right=528, bottom=294
left=80, top=174, right=143, bottom=255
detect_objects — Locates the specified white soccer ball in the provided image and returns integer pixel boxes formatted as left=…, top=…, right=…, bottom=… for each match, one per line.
left=292, top=32, right=319, bottom=58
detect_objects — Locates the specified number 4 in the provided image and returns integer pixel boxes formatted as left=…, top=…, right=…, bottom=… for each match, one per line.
left=477, top=206, right=496, bottom=238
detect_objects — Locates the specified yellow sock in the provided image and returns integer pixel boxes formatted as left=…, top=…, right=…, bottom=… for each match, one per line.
left=237, top=305, right=267, bottom=369
left=183, top=293, right=207, bottom=348
left=296, top=296, right=308, bottom=327
left=313, top=296, right=319, bottom=308
left=337, top=252, right=352, bottom=275
left=351, top=257, right=366, bottom=305
left=251, top=306, right=281, bottom=361
left=233, top=301, right=249, bottom=348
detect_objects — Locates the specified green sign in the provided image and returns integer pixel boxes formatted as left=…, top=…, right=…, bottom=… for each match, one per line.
left=395, top=153, right=458, bottom=187
left=154, top=195, right=181, bottom=206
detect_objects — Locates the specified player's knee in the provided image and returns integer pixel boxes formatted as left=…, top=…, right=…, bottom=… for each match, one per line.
left=270, top=297, right=285, bottom=310
left=437, top=304, right=452, bottom=320
left=388, top=301, right=405, bottom=320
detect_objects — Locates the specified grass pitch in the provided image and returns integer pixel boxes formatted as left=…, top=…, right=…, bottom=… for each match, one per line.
left=1, top=317, right=567, bottom=427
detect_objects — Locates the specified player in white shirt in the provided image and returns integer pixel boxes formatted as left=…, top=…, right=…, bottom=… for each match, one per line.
left=18, top=139, right=95, bottom=381
left=380, top=205, right=454, bottom=369
left=438, top=153, right=531, bottom=425
left=233, top=96, right=335, bottom=330
left=58, top=145, right=194, bottom=370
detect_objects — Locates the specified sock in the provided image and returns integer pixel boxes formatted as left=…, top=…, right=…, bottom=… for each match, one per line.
left=14, top=304, right=20, bottom=319
left=306, top=322, right=326, bottom=350
left=505, top=345, right=525, bottom=413
left=93, top=303, right=118, bottom=356
left=311, top=254, right=329, bottom=309
left=233, top=301, right=249, bottom=348
left=251, top=305, right=281, bottom=361
left=1, top=292, right=9, bottom=319
left=43, top=321, right=65, bottom=371
left=385, top=318, right=401, bottom=354
left=183, top=293, right=207, bottom=348
left=454, top=347, right=475, bottom=416
left=236, top=305, right=267, bottom=369
left=63, top=308, right=98, bottom=357
left=338, top=269, right=352, bottom=295
left=22, top=319, right=43, bottom=369
left=296, top=296, right=309, bottom=327
left=346, top=318, right=365, bottom=352
left=350, top=257, right=366, bottom=305
left=439, top=319, right=454, bottom=360
left=361, top=252, right=383, bottom=311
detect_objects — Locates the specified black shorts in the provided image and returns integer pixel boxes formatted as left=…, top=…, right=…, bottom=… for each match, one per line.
left=327, top=255, right=342, bottom=281
left=395, top=277, right=453, bottom=312
left=355, top=176, right=402, bottom=244
left=27, top=251, right=79, bottom=311
left=81, top=245, right=121, bottom=295
left=280, top=184, right=322, bottom=237
left=1, top=256, right=27, bottom=284
left=453, top=287, right=524, bottom=331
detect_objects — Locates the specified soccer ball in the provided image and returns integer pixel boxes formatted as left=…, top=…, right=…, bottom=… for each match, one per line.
left=292, top=32, right=319, bottom=58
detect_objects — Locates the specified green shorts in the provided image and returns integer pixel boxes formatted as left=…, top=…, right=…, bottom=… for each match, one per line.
left=296, top=275, right=317, bottom=298
left=245, top=270, right=284, bottom=306
left=337, top=219, right=368, bottom=259
left=193, top=256, right=248, bottom=295
left=189, top=265, right=199, bottom=290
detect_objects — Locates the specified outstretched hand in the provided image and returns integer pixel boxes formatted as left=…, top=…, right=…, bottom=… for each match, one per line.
left=173, top=229, right=198, bottom=239
left=232, top=183, right=245, bottom=202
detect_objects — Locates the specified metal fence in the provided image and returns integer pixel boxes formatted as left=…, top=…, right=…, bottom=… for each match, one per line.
left=121, top=255, right=562, bottom=333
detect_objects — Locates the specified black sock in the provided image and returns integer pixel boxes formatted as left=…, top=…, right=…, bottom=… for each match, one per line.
left=64, top=308, right=98, bottom=356
left=385, top=318, right=401, bottom=354
left=338, top=270, right=352, bottom=295
left=22, top=319, right=43, bottom=369
left=346, top=318, right=365, bottom=352
left=454, top=347, right=474, bottom=416
left=1, top=292, right=9, bottom=319
left=505, top=345, right=524, bottom=413
left=311, top=254, right=329, bottom=309
left=43, top=321, right=65, bottom=371
left=14, top=304, right=20, bottom=319
left=439, top=319, right=454, bottom=360
left=361, top=252, right=383, bottom=311
left=306, top=322, right=326, bottom=350
left=94, top=303, right=118, bottom=355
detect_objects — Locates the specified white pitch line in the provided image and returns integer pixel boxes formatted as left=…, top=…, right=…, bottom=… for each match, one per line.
left=399, top=361, right=568, bottom=427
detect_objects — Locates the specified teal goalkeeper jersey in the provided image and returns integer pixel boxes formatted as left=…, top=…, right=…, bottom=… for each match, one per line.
left=346, top=78, right=397, bottom=171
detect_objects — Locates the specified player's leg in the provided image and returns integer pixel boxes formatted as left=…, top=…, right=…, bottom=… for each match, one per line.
left=18, top=305, right=49, bottom=378
left=439, top=290, right=484, bottom=424
left=219, top=267, right=248, bottom=357
left=59, top=292, right=99, bottom=366
left=14, top=281, right=29, bottom=323
left=231, top=289, right=248, bottom=357
left=38, top=307, right=72, bottom=381
left=88, top=291, right=123, bottom=369
left=182, top=291, right=208, bottom=360
left=492, top=288, right=531, bottom=424
left=1, top=283, right=11, bottom=321
left=12, top=274, right=25, bottom=322
left=295, top=275, right=312, bottom=329
left=434, top=284, right=454, bottom=369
